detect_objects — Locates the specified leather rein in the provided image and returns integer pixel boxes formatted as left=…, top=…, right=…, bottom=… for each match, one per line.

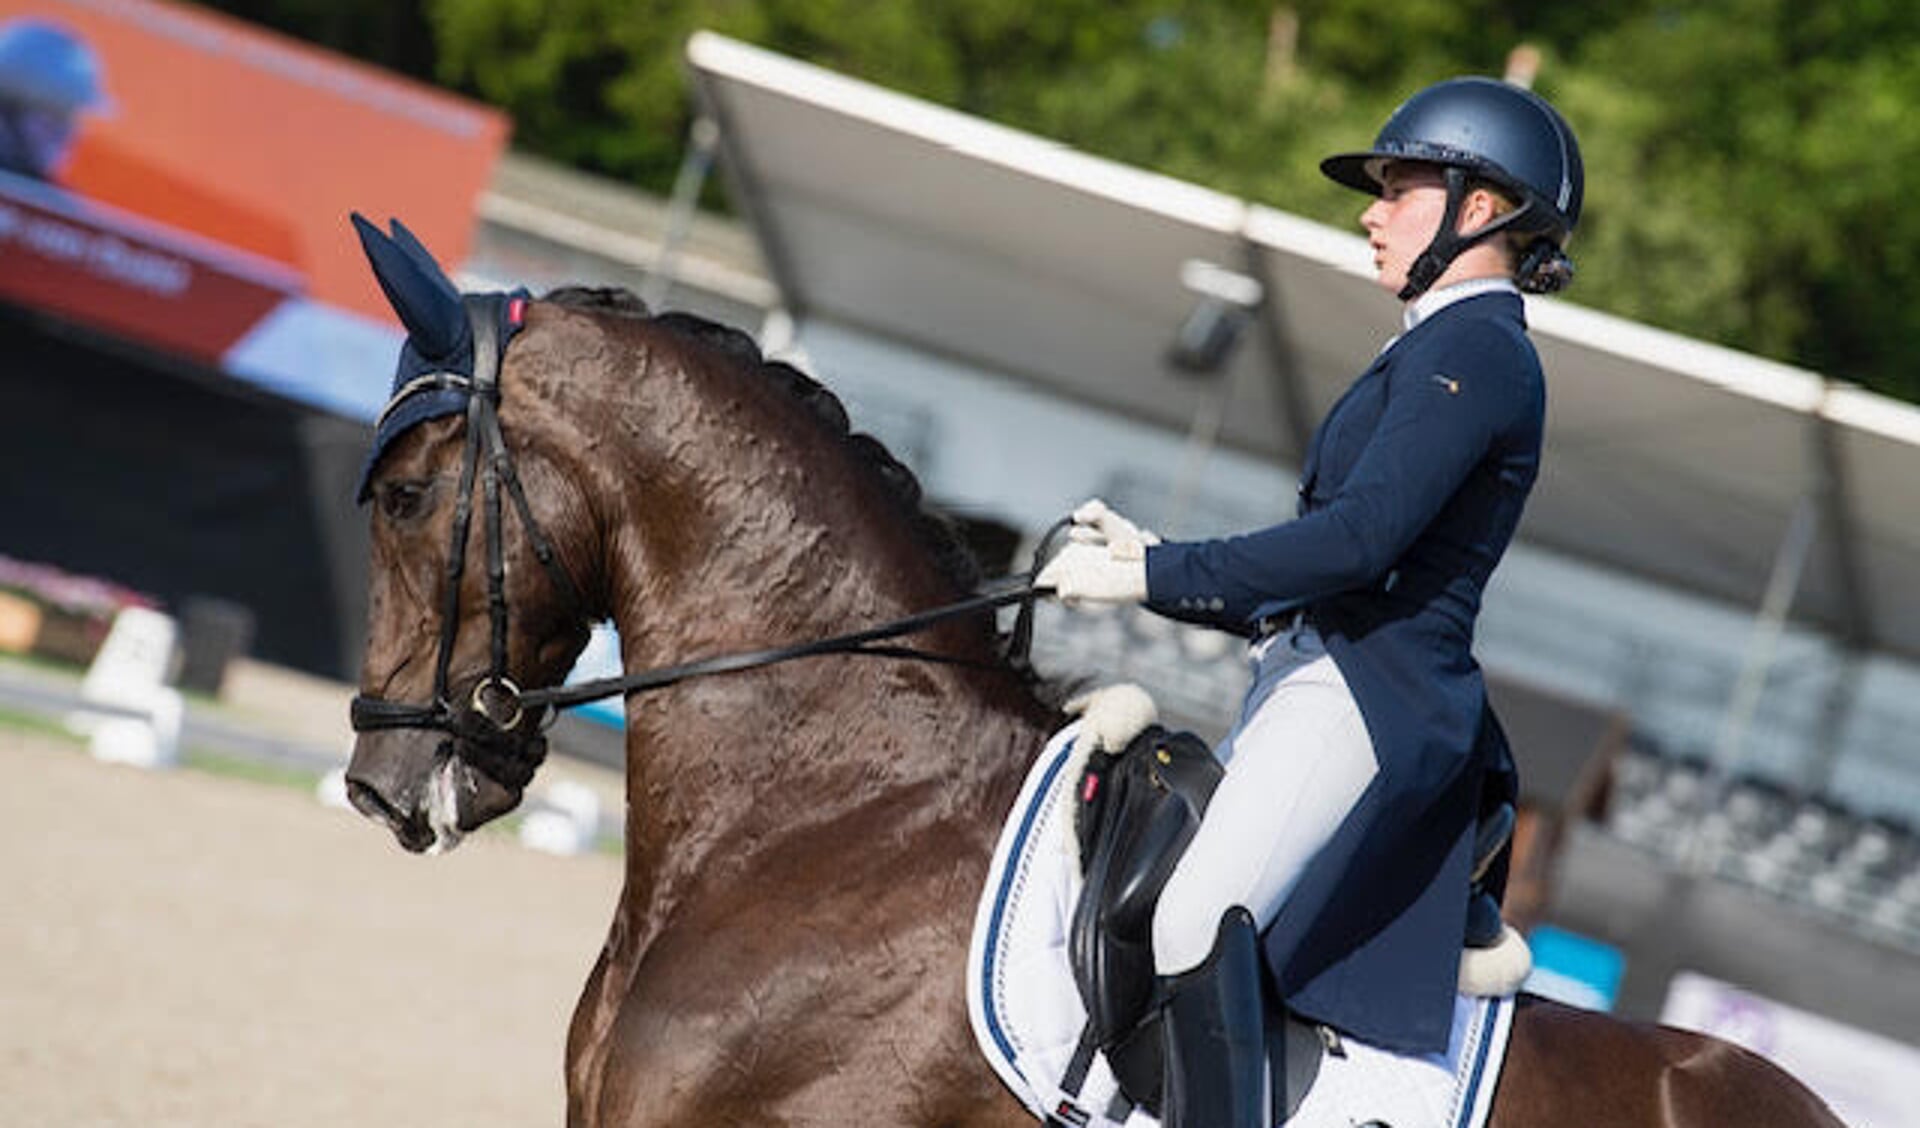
left=349, top=297, right=1052, bottom=790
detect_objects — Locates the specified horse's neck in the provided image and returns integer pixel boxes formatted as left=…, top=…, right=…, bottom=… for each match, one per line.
left=603, top=544, right=1040, bottom=813
left=605, top=581, right=1046, bottom=953
left=591, top=370, right=1048, bottom=910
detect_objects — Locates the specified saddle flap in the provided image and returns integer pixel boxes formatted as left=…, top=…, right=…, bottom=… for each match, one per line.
left=1067, top=726, right=1222, bottom=1053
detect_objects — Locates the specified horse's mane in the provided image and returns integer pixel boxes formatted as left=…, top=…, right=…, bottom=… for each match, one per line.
left=541, top=286, right=985, bottom=598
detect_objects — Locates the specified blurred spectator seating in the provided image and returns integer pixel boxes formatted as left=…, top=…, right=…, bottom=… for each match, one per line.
left=1604, top=744, right=1920, bottom=950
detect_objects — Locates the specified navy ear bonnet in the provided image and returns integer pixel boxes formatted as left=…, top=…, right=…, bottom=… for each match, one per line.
left=351, top=213, right=529, bottom=502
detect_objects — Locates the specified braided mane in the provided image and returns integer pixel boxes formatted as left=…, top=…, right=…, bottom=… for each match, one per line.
left=541, top=286, right=983, bottom=596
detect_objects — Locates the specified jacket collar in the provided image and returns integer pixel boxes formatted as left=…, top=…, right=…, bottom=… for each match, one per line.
left=1402, top=276, right=1519, bottom=333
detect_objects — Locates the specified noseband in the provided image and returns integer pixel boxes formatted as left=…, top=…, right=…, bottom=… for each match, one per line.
left=351, top=296, right=1055, bottom=794
left=350, top=296, right=584, bottom=790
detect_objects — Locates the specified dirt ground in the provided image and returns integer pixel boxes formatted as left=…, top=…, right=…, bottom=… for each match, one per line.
left=0, top=730, right=624, bottom=1127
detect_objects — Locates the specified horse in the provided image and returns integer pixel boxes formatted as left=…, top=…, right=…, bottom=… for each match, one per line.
left=340, top=217, right=1844, bottom=1128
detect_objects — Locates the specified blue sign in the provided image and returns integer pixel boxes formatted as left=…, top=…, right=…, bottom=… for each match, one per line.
left=562, top=623, right=626, bottom=730
left=1522, top=924, right=1626, bottom=1011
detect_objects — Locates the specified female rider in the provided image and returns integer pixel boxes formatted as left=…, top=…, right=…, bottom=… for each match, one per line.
left=1037, top=76, right=1584, bottom=1128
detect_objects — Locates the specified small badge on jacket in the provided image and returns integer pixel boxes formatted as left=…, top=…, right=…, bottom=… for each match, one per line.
left=1430, top=373, right=1462, bottom=394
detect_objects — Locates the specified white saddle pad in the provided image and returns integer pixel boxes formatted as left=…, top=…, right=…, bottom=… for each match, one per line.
left=967, top=724, right=1515, bottom=1128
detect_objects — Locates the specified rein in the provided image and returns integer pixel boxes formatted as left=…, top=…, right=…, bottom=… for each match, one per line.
left=350, top=296, right=1059, bottom=790
left=523, top=576, right=1046, bottom=713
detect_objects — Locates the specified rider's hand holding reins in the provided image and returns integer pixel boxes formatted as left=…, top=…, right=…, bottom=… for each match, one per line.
left=1067, top=498, right=1160, bottom=556
left=1036, top=498, right=1154, bottom=607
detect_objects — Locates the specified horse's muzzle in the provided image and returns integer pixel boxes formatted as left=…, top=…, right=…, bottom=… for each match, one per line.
left=346, top=732, right=526, bottom=853
left=346, top=771, right=440, bottom=853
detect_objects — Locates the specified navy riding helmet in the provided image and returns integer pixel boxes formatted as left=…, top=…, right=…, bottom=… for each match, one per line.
left=1322, top=76, right=1584, bottom=298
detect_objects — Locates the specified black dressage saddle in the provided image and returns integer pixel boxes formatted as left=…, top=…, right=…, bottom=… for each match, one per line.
left=1057, top=725, right=1513, bottom=1125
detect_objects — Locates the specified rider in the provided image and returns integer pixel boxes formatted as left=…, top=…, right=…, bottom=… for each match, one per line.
left=0, top=19, right=107, bottom=181
left=1038, top=76, right=1582, bottom=1127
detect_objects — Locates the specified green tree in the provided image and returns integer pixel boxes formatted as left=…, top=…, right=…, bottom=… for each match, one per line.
left=202, top=0, right=437, bottom=82
left=1558, top=0, right=1920, bottom=396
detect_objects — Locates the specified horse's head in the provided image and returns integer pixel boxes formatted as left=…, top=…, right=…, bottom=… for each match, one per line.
left=344, top=216, right=595, bottom=852
left=343, top=215, right=1047, bottom=856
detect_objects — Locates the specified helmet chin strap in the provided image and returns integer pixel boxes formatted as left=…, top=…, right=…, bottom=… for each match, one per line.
left=1398, top=167, right=1536, bottom=301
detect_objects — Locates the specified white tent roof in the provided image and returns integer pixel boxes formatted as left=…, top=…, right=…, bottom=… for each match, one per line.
left=687, top=32, right=1920, bottom=660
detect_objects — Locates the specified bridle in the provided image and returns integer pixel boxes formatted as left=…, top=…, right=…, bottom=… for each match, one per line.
left=349, top=296, right=1052, bottom=792
left=349, top=294, right=585, bottom=789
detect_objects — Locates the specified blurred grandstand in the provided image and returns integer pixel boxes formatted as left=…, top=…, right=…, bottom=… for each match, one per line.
left=1606, top=742, right=1920, bottom=952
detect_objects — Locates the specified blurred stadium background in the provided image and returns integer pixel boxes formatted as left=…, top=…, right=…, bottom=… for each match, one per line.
left=2, top=2, right=1917, bottom=1124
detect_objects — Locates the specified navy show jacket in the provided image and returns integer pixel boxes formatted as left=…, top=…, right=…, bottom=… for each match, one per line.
left=1144, top=290, right=1537, bottom=1054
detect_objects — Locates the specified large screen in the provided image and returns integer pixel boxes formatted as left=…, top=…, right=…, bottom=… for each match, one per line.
left=0, top=0, right=508, bottom=419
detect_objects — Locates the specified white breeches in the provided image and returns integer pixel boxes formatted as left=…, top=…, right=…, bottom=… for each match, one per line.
left=1151, top=638, right=1379, bottom=975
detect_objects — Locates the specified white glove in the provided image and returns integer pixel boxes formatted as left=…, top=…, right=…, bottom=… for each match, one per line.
left=1036, top=540, right=1147, bottom=607
left=1067, top=498, right=1160, bottom=561
left=1063, top=683, right=1159, bottom=753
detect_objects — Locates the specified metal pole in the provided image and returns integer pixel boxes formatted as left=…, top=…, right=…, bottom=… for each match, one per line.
left=1687, top=496, right=1818, bottom=873
left=1238, top=236, right=1313, bottom=457
left=1166, top=360, right=1238, bottom=539
left=1164, top=258, right=1264, bottom=537
left=1801, top=401, right=1873, bottom=794
left=640, top=115, right=720, bottom=310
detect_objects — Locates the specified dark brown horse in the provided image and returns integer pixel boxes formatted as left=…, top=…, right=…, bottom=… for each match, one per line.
left=341, top=255, right=1842, bottom=1124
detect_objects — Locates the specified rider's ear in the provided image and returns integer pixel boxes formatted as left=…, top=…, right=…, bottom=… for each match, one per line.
left=351, top=212, right=467, bottom=360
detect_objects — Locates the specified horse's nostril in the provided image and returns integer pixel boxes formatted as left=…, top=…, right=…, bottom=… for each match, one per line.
left=347, top=777, right=438, bottom=853
left=346, top=777, right=399, bottom=824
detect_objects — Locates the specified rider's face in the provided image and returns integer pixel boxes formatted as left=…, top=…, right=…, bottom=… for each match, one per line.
left=1360, top=161, right=1449, bottom=297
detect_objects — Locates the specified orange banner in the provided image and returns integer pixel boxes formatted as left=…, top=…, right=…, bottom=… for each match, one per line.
left=0, top=0, right=507, bottom=333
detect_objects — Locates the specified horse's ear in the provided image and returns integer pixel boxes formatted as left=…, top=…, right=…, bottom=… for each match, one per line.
left=351, top=212, right=467, bottom=360
left=385, top=217, right=442, bottom=271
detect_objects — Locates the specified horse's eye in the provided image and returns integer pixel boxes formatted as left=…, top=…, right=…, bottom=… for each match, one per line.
left=380, top=481, right=431, bottom=522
